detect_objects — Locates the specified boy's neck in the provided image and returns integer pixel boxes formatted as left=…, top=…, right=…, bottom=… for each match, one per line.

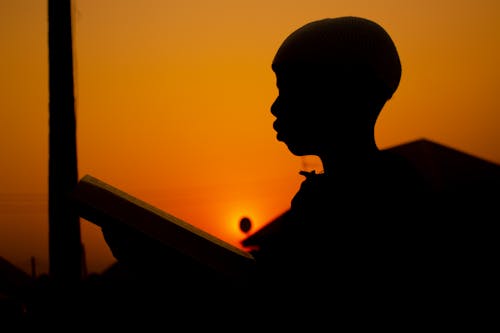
left=320, top=138, right=380, bottom=175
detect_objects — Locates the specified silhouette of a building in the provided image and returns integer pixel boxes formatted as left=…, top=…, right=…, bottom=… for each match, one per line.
left=0, top=256, right=34, bottom=321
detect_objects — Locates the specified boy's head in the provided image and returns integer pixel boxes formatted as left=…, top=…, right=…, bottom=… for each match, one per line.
left=272, top=16, right=401, bottom=101
left=271, top=17, right=401, bottom=157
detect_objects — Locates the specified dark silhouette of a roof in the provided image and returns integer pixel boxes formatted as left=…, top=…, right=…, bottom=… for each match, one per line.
left=242, top=137, right=500, bottom=248
left=0, top=256, right=33, bottom=295
left=385, top=137, right=500, bottom=193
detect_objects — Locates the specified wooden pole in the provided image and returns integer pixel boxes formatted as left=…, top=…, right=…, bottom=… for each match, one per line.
left=48, top=0, right=82, bottom=285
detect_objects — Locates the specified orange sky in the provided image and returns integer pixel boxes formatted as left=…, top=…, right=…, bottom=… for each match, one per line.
left=1, top=0, right=499, bottom=275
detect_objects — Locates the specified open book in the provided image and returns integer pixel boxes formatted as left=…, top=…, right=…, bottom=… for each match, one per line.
left=71, top=174, right=256, bottom=279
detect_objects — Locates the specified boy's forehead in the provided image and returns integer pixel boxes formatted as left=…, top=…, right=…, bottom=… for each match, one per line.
left=273, top=62, right=345, bottom=84
left=273, top=64, right=315, bottom=85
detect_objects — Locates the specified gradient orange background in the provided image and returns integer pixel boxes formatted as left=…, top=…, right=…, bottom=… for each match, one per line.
left=1, top=0, right=499, bottom=275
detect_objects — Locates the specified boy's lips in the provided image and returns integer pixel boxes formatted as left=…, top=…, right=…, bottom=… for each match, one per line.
left=273, top=121, right=288, bottom=142
left=273, top=120, right=283, bottom=137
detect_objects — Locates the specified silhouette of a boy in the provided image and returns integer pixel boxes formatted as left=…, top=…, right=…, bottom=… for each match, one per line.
left=244, top=17, right=497, bottom=326
left=99, top=16, right=495, bottom=328
left=241, top=15, right=435, bottom=320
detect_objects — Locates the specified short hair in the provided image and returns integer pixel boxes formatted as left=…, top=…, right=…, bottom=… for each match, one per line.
left=272, top=17, right=402, bottom=100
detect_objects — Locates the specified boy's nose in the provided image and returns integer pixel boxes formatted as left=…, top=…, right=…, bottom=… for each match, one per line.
left=270, top=97, right=280, bottom=116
